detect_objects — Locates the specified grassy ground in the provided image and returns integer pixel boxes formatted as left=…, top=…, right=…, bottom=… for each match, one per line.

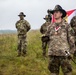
left=0, top=30, right=76, bottom=75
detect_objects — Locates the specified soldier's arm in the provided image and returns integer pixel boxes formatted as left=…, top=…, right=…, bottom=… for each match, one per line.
left=45, top=25, right=51, bottom=37
left=15, top=21, right=21, bottom=30
left=25, top=20, right=31, bottom=32
left=15, top=21, right=18, bottom=29
left=40, top=23, right=47, bottom=34
left=40, top=25, right=44, bottom=34
left=67, top=24, right=76, bottom=54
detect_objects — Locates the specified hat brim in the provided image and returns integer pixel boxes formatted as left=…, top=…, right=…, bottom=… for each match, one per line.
left=43, top=18, right=48, bottom=19
left=18, top=15, right=26, bottom=17
left=43, top=18, right=47, bottom=19
left=51, top=9, right=66, bottom=18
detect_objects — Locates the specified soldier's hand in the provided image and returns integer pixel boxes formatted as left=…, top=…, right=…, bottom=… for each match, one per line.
left=41, top=35, right=50, bottom=42
left=65, top=51, right=72, bottom=59
left=68, top=55, right=72, bottom=59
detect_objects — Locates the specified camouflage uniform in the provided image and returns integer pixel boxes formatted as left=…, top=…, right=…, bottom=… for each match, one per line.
left=45, top=5, right=76, bottom=75
left=46, top=19, right=75, bottom=75
left=15, top=12, right=31, bottom=56
left=70, top=16, right=76, bottom=45
left=40, top=15, right=51, bottom=56
left=70, top=16, right=76, bottom=59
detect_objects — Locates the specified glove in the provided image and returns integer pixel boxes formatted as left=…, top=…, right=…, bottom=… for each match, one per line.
left=68, top=55, right=72, bottom=60
left=41, top=35, right=50, bottom=42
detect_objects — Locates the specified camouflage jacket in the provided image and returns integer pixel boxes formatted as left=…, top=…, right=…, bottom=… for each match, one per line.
left=46, top=20, right=75, bottom=56
left=70, top=16, right=76, bottom=47
left=15, top=20, right=31, bottom=35
left=40, top=22, right=51, bottom=34
left=70, top=16, right=76, bottom=34
left=70, top=16, right=76, bottom=32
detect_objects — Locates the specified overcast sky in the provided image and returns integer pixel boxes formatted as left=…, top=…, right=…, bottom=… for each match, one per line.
left=0, top=0, right=76, bottom=30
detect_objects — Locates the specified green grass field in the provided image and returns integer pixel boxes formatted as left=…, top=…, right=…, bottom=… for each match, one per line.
left=0, top=30, right=76, bottom=75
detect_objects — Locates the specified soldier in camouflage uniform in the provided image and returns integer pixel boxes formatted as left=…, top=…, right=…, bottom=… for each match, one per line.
left=70, top=16, right=76, bottom=45
left=40, top=15, right=52, bottom=57
left=70, top=16, right=76, bottom=59
left=15, top=12, right=31, bottom=57
left=46, top=5, right=76, bottom=75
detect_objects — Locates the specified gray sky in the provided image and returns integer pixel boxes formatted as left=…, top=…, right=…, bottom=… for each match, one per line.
left=0, top=0, right=76, bottom=30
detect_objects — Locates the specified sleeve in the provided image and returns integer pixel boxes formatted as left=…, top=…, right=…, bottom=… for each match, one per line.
left=25, top=20, right=31, bottom=32
left=45, top=25, right=51, bottom=37
left=15, top=21, right=18, bottom=29
left=40, top=25, right=44, bottom=34
left=67, top=24, right=76, bottom=54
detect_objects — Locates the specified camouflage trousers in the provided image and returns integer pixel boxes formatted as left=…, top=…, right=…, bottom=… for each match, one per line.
left=17, top=34, right=27, bottom=55
left=48, top=56, right=72, bottom=75
left=42, top=41, right=47, bottom=56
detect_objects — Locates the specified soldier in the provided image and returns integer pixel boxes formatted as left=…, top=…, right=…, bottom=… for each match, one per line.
left=15, top=12, right=31, bottom=57
left=70, top=16, right=76, bottom=44
left=70, top=16, right=76, bottom=59
left=46, top=5, right=76, bottom=75
left=40, top=15, right=52, bottom=57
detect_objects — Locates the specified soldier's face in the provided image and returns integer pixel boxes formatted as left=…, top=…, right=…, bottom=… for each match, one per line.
left=45, top=19, right=49, bottom=22
left=53, top=11, right=62, bottom=19
left=45, top=18, right=50, bottom=22
left=19, top=15, right=24, bottom=20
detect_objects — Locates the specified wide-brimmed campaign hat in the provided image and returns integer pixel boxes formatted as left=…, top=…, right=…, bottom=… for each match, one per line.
left=51, top=5, right=66, bottom=18
left=18, top=12, right=26, bottom=17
